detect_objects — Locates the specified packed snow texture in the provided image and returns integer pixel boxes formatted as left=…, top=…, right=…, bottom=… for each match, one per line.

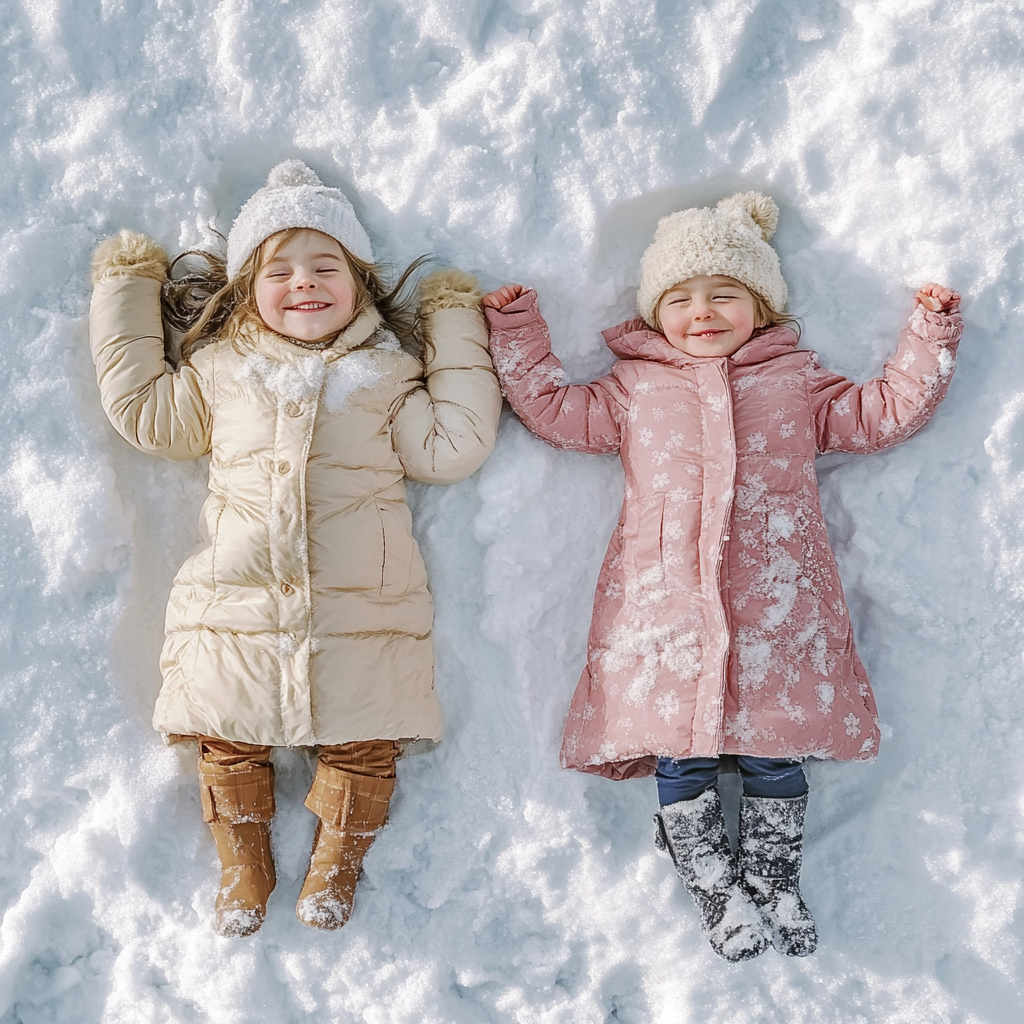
left=1, top=0, right=1022, bottom=1021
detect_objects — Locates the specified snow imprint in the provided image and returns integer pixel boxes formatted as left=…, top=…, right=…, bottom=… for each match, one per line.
left=1, top=1, right=993, bottom=1019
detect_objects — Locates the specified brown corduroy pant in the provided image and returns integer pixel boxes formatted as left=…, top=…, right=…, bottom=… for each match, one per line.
left=197, top=737, right=399, bottom=824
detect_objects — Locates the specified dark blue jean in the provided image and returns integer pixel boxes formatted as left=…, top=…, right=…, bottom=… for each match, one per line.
left=655, top=756, right=807, bottom=805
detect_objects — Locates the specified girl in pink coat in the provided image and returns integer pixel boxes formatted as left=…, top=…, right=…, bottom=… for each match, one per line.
left=483, top=193, right=962, bottom=962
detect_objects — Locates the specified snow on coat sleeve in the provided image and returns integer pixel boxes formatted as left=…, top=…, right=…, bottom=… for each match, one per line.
left=484, top=290, right=629, bottom=454
left=89, top=232, right=211, bottom=461
left=391, top=270, right=502, bottom=484
left=807, top=306, right=963, bottom=454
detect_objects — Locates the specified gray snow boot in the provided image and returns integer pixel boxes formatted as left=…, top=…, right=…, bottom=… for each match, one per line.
left=654, top=787, right=770, bottom=962
left=738, top=793, right=818, bottom=957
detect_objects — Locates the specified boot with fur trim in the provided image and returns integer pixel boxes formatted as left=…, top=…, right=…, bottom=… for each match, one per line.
left=654, top=787, right=770, bottom=962
left=738, top=793, right=818, bottom=956
left=198, top=760, right=276, bottom=938
left=296, top=762, right=394, bottom=929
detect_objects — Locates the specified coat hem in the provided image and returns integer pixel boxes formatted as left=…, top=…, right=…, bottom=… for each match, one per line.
left=563, top=744, right=879, bottom=780
left=160, top=730, right=442, bottom=754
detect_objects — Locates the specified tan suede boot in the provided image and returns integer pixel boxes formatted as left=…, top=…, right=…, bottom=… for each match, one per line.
left=296, top=761, right=395, bottom=930
left=198, top=759, right=277, bottom=938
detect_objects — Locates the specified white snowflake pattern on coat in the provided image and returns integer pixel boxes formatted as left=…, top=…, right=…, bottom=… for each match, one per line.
left=486, top=290, right=962, bottom=779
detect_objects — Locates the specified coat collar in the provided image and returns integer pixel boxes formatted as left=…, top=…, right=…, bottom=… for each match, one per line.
left=602, top=319, right=800, bottom=369
left=247, top=306, right=383, bottom=363
left=329, top=306, right=383, bottom=359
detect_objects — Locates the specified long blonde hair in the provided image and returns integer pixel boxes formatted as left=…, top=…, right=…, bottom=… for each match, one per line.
left=162, top=228, right=430, bottom=362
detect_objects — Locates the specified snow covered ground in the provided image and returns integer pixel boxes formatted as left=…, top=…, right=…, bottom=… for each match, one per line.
left=2, top=0, right=1023, bottom=1020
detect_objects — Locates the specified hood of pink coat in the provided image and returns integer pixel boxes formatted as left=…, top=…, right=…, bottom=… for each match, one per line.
left=602, top=319, right=801, bottom=368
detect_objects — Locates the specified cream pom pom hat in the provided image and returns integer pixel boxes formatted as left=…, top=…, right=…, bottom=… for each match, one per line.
left=226, top=160, right=373, bottom=279
left=636, top=192, right=788, bottom=325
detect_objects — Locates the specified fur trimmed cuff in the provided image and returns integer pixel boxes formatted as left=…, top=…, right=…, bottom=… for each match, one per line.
left=418, top=268, right=482, bottom=316
left=91, top=229, right=169, bottom=285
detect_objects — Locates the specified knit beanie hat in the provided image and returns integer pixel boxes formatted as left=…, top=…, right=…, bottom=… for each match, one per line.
left=636, top=192, right=788, bottom=325
left=226, top=160, right=373, bottom=280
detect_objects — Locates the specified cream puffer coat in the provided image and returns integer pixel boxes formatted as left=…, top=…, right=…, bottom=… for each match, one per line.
left=90, top=232, right=501, bottom=747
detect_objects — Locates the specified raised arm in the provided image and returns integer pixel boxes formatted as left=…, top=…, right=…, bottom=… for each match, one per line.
left=808, top=300, right=963, bottom=454
left=391, top=270, right=502, bottom=484
left=90, top=231, right=212, bottom=461
left=483, top=288, right=628, bottom=454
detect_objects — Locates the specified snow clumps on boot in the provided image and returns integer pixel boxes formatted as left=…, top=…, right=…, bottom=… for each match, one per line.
left=738, top=793, right=818, bottom=956
left=296, top=759, right=395, bottom=930
left=198, top=759, right=277, bottom=938
left=654, top=787, right=770, bottom=962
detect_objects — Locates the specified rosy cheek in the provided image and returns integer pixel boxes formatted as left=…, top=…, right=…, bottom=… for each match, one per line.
left=255, top=285, right=286, bottom=323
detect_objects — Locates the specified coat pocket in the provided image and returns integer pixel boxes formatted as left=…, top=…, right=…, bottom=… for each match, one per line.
left=373, top=499, right=418, bottom=596
left=623, top=495, right=666, bottom=575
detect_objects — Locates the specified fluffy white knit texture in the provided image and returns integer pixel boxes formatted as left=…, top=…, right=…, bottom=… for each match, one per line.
left=636, top=192, right=789, bottom=325
left=226, top=160, right=374, bottom=279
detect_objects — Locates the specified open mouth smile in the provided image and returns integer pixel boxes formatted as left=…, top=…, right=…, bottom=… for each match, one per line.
left=286, top=301, right=332, bottom=311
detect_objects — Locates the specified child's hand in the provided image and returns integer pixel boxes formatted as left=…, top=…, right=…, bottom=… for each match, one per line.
left=482, top=284, right=526, bottom=310
left=915, top=283, right=961, bottom=314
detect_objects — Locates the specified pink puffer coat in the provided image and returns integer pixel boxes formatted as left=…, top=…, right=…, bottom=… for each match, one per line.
left=486, top=292, right=962, bottom=779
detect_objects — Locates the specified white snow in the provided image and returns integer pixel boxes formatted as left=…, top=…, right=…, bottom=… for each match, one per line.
left=235, top=348, right=386, bottom=413
left=235, top=351, right=328, bottom=404
left=2, top=0, right=1023, bottom=1021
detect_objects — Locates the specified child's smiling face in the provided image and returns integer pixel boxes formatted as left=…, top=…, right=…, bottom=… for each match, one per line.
left=656, top=275, right=758, bottom=358
left=255, top=229, right=358, bottom=343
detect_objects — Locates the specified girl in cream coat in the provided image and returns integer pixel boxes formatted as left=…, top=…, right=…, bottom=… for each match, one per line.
left=90, top=161, right=501, bottom=936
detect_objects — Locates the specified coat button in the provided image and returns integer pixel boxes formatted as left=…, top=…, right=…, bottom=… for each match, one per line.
left=277, top=461, right=290, bottom=474
left=285, top=402, right=303, bottom=417
left=280, top=582, right=294, bottom=595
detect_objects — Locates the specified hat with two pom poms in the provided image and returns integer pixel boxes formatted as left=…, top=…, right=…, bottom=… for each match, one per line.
left=226, top=160, right=373, bottom=280
left=636, top=192, right=788, bottom=326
